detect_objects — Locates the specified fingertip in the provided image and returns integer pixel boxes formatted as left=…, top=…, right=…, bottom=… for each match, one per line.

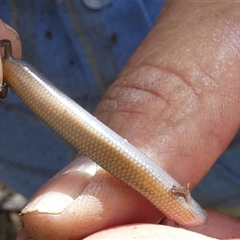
left=20, top=156, right=161, bottom=240
left=0, top=19, right=22, bottom=58
left=22, top=156, right=97, bottom=215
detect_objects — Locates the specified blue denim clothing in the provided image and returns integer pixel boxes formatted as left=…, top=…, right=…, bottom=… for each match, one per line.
left=0, top=1, right=239, bottom=213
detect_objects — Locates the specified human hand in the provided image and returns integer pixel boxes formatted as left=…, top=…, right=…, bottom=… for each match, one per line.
left=16, top=2, right=240, bottom=239
left=0, top=20, right=21, bottom=86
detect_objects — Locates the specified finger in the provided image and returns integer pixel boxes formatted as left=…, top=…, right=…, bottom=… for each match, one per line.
left=0, top=20, right=22, bottom=85
left=0, top=20, right=21, bottom=58
left=84, top=224, right=216, bottom=240
left=18, top=210, right=240, bottom=240
left=21, top=2, right=240, bottom=240
left=84, top=209, right=240, bottom=240
left=18, top=225, right=215, bottom=240
left=20, top=156, right=160, bottom=240
left=89, top=223, right=239, bottom=240
left=96, top=2, right=240, bottom=186
left=167, top=210, right=240, bottom=239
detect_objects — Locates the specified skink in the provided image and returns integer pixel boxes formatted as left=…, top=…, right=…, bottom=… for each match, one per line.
left=0, top=39, right=207, bottom=226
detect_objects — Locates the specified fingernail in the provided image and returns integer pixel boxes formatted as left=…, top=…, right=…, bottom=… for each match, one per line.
left=21, top=156, right=98, bottom=214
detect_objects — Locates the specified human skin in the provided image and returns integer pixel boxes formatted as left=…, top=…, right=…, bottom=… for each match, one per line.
left=1, top=1, right=240, bottom=240
left=0, top=20, right=21, bottom=79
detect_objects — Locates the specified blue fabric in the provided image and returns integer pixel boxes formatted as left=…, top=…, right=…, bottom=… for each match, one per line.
left=0, top=0, right=165, bottom=197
